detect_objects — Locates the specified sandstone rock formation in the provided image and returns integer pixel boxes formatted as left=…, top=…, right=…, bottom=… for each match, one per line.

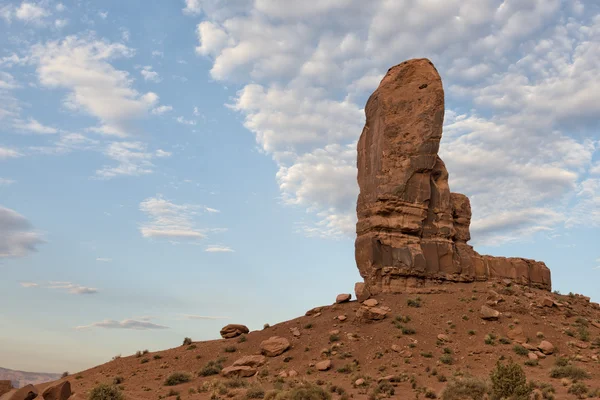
left=354, top=58, right=551, bottom=294
left=220, top=324, right=249, bottom=339
left=260, top=336, right=290, bottom=357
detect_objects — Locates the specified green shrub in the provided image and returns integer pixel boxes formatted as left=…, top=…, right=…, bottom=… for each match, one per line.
left=135, top=351, right=142, bottom=358
left=304, top=323, right=313, bottom=329
left=499, top=337, right=511, bottom=345
left=238, top=335, right=247, bottom=343
left=549, top=366, right=590, bottom=380
left=490, top=359, right=532, bottom=400
left=440, top=354, right=454, bottom=365
left=407, top=298, right=422, bottom=308
left=441, top=377, right=488, bottom=400
left=554, top=357, right=569, bottom=367
left=424, top=389, right=437, bottom=398
left=187, top=344, right=197, bottom=350
left=524, top=359, right=538, bottom=367
left=164, top=372, right=192, bottom=386
left=246, top=387, right=266, bottom=399
left=88, top=383, right=125, bottom=400
left=329, top=334, right=340, bottom=342
left=267, top=383, right=331, bottom=400
left=224, top=345, right=237, bottom=353
left=513, top=345, right=529, bottom=356
left=578, top=327, right=590, bottom=342
left=182, top=337, right=192, bottom=346
left=153, top=354, right=163, bottom=360
left=568, top=382, right=588, bottom=398
left=402, top=327, right=416, bottom=335
left=225, top=378, right=248, bottom=388
left=369, top=382, right=394, bottom=399
left=199, top=359, right=224, bottom=376
left=61, top=371, right=68, bottom=378
left=421, top=352, right=433, bottom=358
left=140, top=358, right=149, bottom=364
left=112, top=376, right=124, bottom=385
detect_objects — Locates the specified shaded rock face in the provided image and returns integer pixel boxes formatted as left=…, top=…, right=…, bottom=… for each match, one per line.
left=355, top=58, right=551, bottom=294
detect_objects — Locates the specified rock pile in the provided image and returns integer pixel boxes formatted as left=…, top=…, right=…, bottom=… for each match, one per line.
left=354, top=58, right=551, bottom=295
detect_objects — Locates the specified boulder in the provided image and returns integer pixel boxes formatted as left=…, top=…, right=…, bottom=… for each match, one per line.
left=221, top=366, right=257, bottom=378
left=41, top=381, right=71, bottom=400
left=260, top=336, right=290, bottom=357
left=363, top=299, right=378, bottom=307
left=528, top=352, right=538, bottom=361
left=437, top=334, right=451, bottom=342
left=541, top=297, right=554, bottom=308
left=316, top=360, right=332, bottom=371
left=305, top=307, right=323, bottom=316
left=506, top=326, right=526, bottom=343
left=5, top=385, right=37, bottom=400
left=538, top=341, right=555, bottom=355
left=480, top=305, right=500, bottom=320
left=232, top=355, right=267, bottom=368
left=220, top=324, right=249, bottom=339
left=336, top=294, right=351, bottom=303
left=356, top=306, right=388, bottom=321
left=354, top=282, right=371, bottom=302
left=353, top=58, right=551, bottom=294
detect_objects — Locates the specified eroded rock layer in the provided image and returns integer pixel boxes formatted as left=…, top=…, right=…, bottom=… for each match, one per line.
left=355, top=58, right=551, bottom=294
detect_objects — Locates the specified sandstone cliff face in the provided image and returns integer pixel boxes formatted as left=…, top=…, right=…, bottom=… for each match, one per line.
left=355, top=58, right=551, bottom=294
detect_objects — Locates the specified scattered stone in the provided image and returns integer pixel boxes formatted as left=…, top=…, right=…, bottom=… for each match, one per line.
left=502, top=279, right=512, bottom=286
left=356, top=306, right=388, bottom=321
left=538, top=341, right=555, bottom=355
left=337, top=315, right=347, bottom=322
left=220, top=324, right=250, bottom=339
left=41, top=381, right=71, bottom=400
left=232, top=355, right=266, bottom=368
left=528, top=352, right=538, bottom=361
left=487, top=290, right=504, bottom=303
left=221, top=366, right=257, bottom=378
left=522, top=343, right=537, bottom=351
left=347, top=333, right=359, bottom=341
left=572, top=341, right=589, bottom=349
left=534, top=351, right=546, bottom=359
left=506, top=326, right=526, bottom=343
left=380, top=305, right=392, bottom=312
left=480, top=305, right=500, bottom=320
left=313, top=312, right=322, bottom=318
left=329, top=329, right=340, bottom=335
left=354, top=379, right=365, bottom=386
left=591, top=321, right=600, bottom=329
left=305, top=307, right=323, bottom=316
left=541, top=297, right=554, bottom=308
left=377, top=375, right=395, bottom=383
left=288, top=370, right=298, bottom=377
left=391, top=344, right=401, bottom=352
left=260, top=336, right=291, bottom=357
left=277, top=371, right=288, bottom=378
left=316, top=360, right=332, bottom=371
left=399, top=350, right=413, bottom=358
left=336, top=294, right=351, bottom=304
left=524, top=292, right=534, bottom=299
left=290, top=327, right=301, bottom=337
left=363, top=299, right=378, bottom=307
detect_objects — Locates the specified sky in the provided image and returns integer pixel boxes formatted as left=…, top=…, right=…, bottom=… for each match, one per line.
left=1, top=0, right=599, bottom=374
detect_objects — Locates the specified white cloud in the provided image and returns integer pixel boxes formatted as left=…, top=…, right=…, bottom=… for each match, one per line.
left=13, top=118, right=58, bottom=134
left=75, top=318, right=168, bottom=330
left=28, top=133, right=99, bottom=156
left=151, top=50, right=164, bottom=57
left=47, top=281, right=98, bottom=294
left=54, top=18, right=67, bottom=28
left=141, top=65, right=161, bottom=82
left=96, top=257, right=112, bottom=262
left=98, top=11, right=108, bottom=19
left=176, top=116, right=196, bottom=125
left=19, top=282, right=38, bottom=288
left=0, top=147, right=22, bottom=159
left=155, top=149, right=171, bottom=158
left=30, top=35, right=158, bottom=137
left=139, top=196, right=207, bottom=241
left=15, top=2, right=50, bottom=23
left=182, top=314, right=229, bottom=320
left=204, top=207, right=219, bottom=213
left=95, top=141, right=157, bottom=179
left=183, top=0, right=202, bottom=15
left=0, top=205, right=44, bottom=258
left=205, top=245, right=234, bottom=252
left=0, top=71, right=19, bottom=90
left=152, top=105, right=173, bottom=115
left=56, top=3, right=65, bottom=12
left=0, top=178, right=15, bottom=186
left=193, top=0, right=600, bottom=244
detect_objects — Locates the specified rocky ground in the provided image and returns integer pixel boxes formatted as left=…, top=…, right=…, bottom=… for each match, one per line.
left=8, top=281, right=600, bottom=400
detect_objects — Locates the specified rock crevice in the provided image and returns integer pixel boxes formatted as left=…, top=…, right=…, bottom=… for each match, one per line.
left=355, top=58, right=551, bottom=294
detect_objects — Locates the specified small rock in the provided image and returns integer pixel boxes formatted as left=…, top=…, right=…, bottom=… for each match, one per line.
left=290, top=327, right=301, bottom=337
left=541, top=297, right=554, bottom=307
left=288, top=370, right=298, bottom=377
left=527, top=352, right=538, bottom=361
left=260, top=336, right=291, bottom=357
left=523, top=343, right=537, bottom=351
left=480, top=305, right=500, bottom=320
left=363, top=299, right=379, bottom=307
left=534, top=351, right=546, bottom=359
left=346, top=333, right=359, bottom=341
left=437, top=334, right=450, bottom=342
left=538, top=340, right=555, bottom=355
left=507, top=326, right=526, bottom=343
left=502, top=279, right=512, bottom=286
left=524, top=292, right=534, bottom=298
left=336, top=293, right=351, bottom=304
left=573, top=341, right=589, bottom=349
left=391, top=344, right=401, bottom=352
left=316, top=360, right=332, bottom=371
left=487, top=290, right=504, bottom=303
left=305, top=307, right=323, bottom=316
left=277, top=371, right=288, bottom=378
left=221, top=366, right=257, bottom=378
left=377, top=375, right=395, bottom=383
left=354, top=378, right=365, bottom=386
left=313, top=312, right=322, bottom=318
left=399, top=350, right=413, bottom=358
left=337, top=315, right=347, bottom=321
left=220, top=324, right=250, bottom=339
left=380, top=305, right=391, bottom=312
left=329, top=329, right=340, bottom=335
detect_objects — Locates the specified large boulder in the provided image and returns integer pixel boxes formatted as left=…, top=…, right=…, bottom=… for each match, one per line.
left=220, top=324, right=249, bottom=339
left=3, top=385, right=37, bottom=400
left=41, top=381, right=71, bottom=400
left=260, top=336, right=290, bottom=357
left=232, top=355, right=267, bottom=368
left=353, top=58, right=551, bottom=294
left=221, top=366, right=257, bottom=378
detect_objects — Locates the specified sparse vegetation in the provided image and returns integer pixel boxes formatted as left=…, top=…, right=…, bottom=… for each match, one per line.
left=187, top=344, right=197, bottom=350
left=199, top=359, right=224, bottom=376
left=441, top=377, right=488, bottom=400
left=182, top=337, right=192, bottom=346
left=61, top=371, right=69, bottom=378
left=549, top=365, right=590, bottom=380
left=407, top=297, right=422, bottom=308
left=153, top=354, right=163, bottom=360
left=135, top=350, right=142, bottom=357
left=490, top=359, right=532, bottom=400
left=369, top=382, right=394, bottom=399
left=513, top=344, right=529, bottom=356
left=266, top=383, right=331, bottom=400
left=88, top=383, right=125, bottom=400
left=421, top=352, right=433, bottom=358
left=224, top=345, right=237, bottom=353
left=304, top=323, right=313, bottom=329
left=113, top=376, right=124, bottom=385
left=238, top=335, right=247, bottom=343
left=329, top=334, right=340, bottom=342
left=499, top=337, right=511, bottom=345
left=246, top=387, right=266, bottom=399
left=440, top=354, right=454, bottom=365
left=164, top=372, right=192, bottom=386
left=568, top=382, right=589, bottom=399
left=140, top=358, right=149, bottom=364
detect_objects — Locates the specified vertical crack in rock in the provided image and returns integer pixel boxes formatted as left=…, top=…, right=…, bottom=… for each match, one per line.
left=355, top=58, right=552, bottom=294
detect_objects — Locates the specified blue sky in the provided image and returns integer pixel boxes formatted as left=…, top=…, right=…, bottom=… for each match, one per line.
left=1, top=0, right=599, bottom=373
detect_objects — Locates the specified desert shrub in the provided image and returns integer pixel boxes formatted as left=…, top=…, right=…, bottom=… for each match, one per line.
left=329, top=334, right=340, bottom=342
left=554, top=357, right=569, bottom=367
left=441, top=377, right=489, bottom=400
left=268, top=383, right=331, bottom=400
left=499, top=337, right=511, bottom=345
left=263, top=323, right=270, bottom=329
left=568, top=382, right=589, bottom=398
left=140, top=358, right=149, bottom=364
left=468, top=330, right=476, bottom=336
left=304, top=323, right=313, bottom=329
left=164, top=372, right=192, bottom=386
left=513, top=345, right=529, bottom=356
left=443, top=347, right=453, bottom=354
left=246, top=386, right=266, bottom=399
left=182, top=337, right=192, bottom=346
left=401, top=326, right=416, bottom=335
left=88, top=383, right=125, bottom=400
left=153, top=354, right=163, bottom=360
left=225, top=378, right=248, bottom=388
left=142, top=349, right=149, bottom=354
left=395, top=315, right=411, bottom=323
left=199, top=359, right=224, bottom=376
left=135, top=350, right=142, bottom=358
left=167, top=389, right=179, bottom=397
left=421, top=352, right=433, bottom=358
left=484, top=335, right=495, bottom=345
left=424, top=389, right=437, bottom=398
left=369, top=382, right=394, bottom=399
left=224, top=345, right=237, bottom=353
left=549, top=365, right=590, bottom=380
left=575, top=317, right=589, bottom=327
left=578, top=327, right=590, bottom=342
left=407, top=297, right=422, bottom=308
left=238, top=335, right=247, bottom=343
left=524, top=359, right=539, bottom=367
left=440, top=354, right=454, bottom=365
left=490, top=359, right=532, bottom=400
left=61, top=371, right=69, bottom=378
left=112, top=376, right=124, bottom=385
left=187, top=344, right=197, bottom=350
